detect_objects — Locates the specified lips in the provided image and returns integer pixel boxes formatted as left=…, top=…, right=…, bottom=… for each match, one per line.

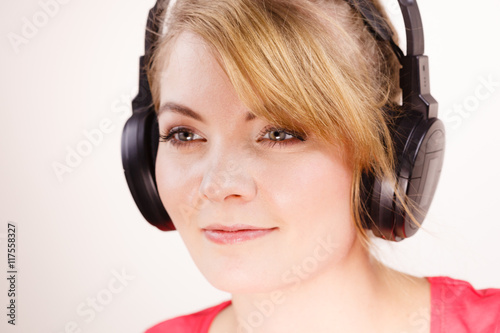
left=202, top=224, right=277, bottom=245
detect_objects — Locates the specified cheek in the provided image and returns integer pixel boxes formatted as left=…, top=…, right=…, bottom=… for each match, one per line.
left=155, top=153, right=201, bottom=230
left=257, top=150, right=356, bottom=263
left=259, top=151, right=353, bottom=227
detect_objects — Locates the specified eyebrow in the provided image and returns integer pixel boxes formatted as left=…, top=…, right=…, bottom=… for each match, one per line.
left=157, top=102, right=257, bottom=123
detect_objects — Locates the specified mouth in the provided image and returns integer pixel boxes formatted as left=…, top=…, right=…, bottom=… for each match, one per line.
left=202, top=224, right=278, bottom=245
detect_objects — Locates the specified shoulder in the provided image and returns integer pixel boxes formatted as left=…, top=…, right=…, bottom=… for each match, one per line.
left=145, top=300, right=232, bottom=333
left=428, top=276, right=500, bottom=332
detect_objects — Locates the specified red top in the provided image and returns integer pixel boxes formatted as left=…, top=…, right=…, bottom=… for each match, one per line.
left=429, top=276, right=500, bottom=332
left=145, top=300, right=232, bottom=333
left=146, top=276, right=500, bottom=333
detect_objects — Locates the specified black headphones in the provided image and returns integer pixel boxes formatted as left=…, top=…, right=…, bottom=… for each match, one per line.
left=121, top=0, right=445, bottom=240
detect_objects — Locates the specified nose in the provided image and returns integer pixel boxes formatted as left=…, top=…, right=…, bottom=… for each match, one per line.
left=199, top=150, right=257, bottom=203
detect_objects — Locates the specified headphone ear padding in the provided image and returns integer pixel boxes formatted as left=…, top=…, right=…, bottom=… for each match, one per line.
left=121, top=108, right=174, bottom=231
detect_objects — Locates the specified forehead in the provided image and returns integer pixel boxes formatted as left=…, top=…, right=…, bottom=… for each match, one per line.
left=158, top=31, right=255, bottom=124
left=165, top=31, right=212, bottom=67
left=161, top=32, right=220, bottom=94
left=160, top=32, right=220, bottom=86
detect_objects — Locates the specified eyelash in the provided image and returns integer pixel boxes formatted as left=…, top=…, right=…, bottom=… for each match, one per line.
left=159, top=126, right=306, bottom=149
left=159, top=127, right=202, bottom=148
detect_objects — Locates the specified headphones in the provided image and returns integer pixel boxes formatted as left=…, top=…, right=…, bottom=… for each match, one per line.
left=121, top=0, right=445, bottom=240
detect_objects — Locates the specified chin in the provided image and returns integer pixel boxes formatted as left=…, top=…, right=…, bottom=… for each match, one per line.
left=195, top=254, right=286, bottom=294
left=205, top=270, right=281, bottom=294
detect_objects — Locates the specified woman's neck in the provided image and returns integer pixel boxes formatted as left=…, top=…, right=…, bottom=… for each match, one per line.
left=211, top=239, right=431, bottom=333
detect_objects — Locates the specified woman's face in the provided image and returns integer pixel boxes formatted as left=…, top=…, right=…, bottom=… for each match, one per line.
left=156, top=31, right=359, bottom=293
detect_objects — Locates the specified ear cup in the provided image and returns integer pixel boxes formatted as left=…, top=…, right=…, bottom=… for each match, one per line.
left=395, top=116, right=445, bottom=238
left=121, top=108, right=175, bottom=231
left=365, top=112, right=445, bottom=241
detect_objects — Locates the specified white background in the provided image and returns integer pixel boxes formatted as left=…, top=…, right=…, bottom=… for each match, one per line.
left=1, top=0, right=499, bottom=332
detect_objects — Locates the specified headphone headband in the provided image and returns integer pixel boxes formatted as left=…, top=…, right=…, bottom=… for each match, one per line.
left=398, top=0, right=424, bottom=56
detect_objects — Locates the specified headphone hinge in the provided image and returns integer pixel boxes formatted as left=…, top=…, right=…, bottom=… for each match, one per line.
left=400, top=55, right=438, bottom=119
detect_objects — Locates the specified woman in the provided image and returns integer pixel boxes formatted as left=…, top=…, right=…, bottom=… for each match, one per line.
left=125, top=0, right=500, bottom=331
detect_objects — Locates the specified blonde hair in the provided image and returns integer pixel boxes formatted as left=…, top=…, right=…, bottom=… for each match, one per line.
left=147, top=0, right=403, bottom=246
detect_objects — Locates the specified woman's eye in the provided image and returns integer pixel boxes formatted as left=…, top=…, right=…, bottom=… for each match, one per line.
left=259, top=127, right=306, bottom=147
left=159, top=127, right=204, bottom=148
left=174, top=130, right=199, bottom=141
left=264, top=129, right=294, bottom=141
